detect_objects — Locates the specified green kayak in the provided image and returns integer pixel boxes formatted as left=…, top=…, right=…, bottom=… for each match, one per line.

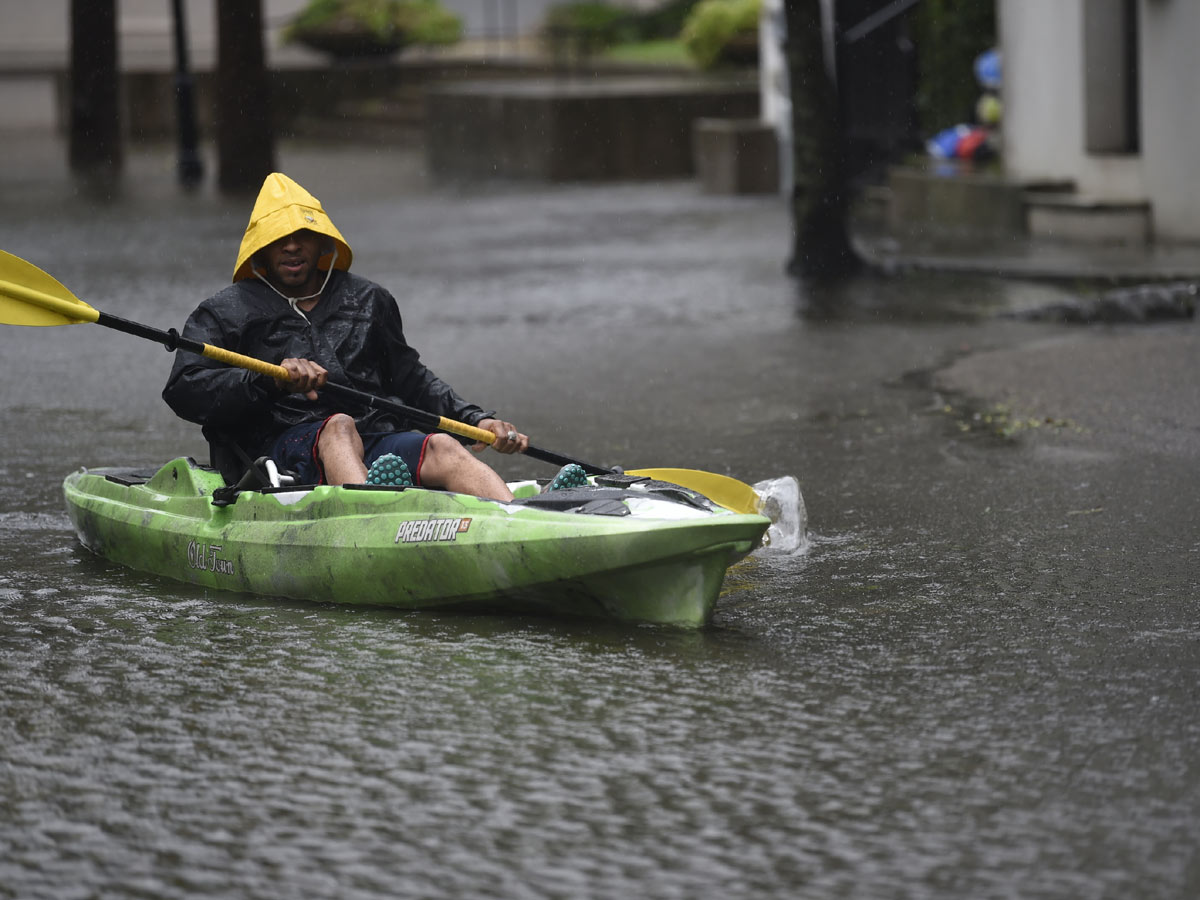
left=62, top=457, right=770, bottom=626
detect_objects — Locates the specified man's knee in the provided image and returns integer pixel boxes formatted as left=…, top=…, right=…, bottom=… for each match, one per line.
left=422, top=433, right=479, bottom=477
left=317, top=414, right=360, bottom=453
left=425, top=432, right=470, bottom=461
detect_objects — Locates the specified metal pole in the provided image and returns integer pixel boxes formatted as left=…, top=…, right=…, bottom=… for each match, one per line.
left=171, top=0, right=204, bottom=188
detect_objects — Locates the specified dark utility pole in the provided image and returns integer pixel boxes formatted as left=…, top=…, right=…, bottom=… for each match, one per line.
left=215, top=0, right=276, bottom=192
left=68, top=0, right=122, bottom=179
left=172, top=0, right=205, bottom=188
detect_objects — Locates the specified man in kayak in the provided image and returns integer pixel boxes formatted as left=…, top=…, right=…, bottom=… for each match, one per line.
left=163, top=172, right=576, bottom=501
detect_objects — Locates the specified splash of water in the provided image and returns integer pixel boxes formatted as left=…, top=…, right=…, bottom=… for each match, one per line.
left=753, top=475, right=808, bottom=555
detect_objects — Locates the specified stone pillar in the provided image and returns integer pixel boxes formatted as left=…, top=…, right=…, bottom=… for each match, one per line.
left=693, top=119, right=780, bottom=194
left=215, top=0, right=275, bottom=192
left=68, top=0, right=122, bottom=178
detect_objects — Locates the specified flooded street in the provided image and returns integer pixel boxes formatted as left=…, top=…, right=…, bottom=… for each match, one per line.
left=1, top=139, right=1198, bottom=898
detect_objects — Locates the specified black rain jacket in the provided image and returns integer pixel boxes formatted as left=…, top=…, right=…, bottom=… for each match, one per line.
left=162, top=270, right=493, bottom=483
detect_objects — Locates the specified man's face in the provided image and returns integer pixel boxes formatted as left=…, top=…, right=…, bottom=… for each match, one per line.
left=260, top=229, right=325, bottom=297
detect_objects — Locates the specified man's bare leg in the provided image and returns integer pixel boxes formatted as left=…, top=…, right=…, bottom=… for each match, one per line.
left=316, top=414, right=368, bottom=485
left=419, top=433, right=514, bottom=501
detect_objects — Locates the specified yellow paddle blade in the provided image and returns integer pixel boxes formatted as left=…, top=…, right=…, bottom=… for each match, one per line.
left=626, top=468, right=762, bottom=515
left=0, top=249, right=98, bottom=326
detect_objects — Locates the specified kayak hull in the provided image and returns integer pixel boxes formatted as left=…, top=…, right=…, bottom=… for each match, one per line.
left=62, top=458, right=770, bottom=626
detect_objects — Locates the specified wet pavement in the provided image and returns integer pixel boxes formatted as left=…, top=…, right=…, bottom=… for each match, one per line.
left=1, top=135, right=1198, bottom=899
left=858, top=223, right=1200, bottom=283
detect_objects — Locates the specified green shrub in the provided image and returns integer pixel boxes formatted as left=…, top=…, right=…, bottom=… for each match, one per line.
left=404, top=1, right=462, bottom=45
left=680, top=0, right=760, bottom=69
left=631, top=0, right=703, bottom=41
left=285, top=0, right=462, bottom=48
left=541, top=2, right=639, bottom=54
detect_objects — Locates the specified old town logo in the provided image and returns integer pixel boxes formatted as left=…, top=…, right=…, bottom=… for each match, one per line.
left=186, top=540, right=235, bottom=576
left=394, top=517, right=472, bottom=544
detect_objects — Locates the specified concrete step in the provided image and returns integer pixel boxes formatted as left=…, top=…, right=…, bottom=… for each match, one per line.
left=885, top=161, right=1152, bottom=245
left=1024, top=192, right=1152, bottom=245
left=887, top=162, right=1026, bottom=237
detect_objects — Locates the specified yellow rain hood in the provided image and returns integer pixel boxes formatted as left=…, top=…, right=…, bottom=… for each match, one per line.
left=232, top=173, right=353, bottom=282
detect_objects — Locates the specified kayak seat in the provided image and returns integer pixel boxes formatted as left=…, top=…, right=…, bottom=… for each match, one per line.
left=211, top=456, right=299, bottom=508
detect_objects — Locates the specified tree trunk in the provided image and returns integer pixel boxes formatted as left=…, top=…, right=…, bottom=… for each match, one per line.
left=783, top=0, right=860, bottom=280
left=215, top=0, right=275, bottom=193
left=68, top=0, right=122, bottom=179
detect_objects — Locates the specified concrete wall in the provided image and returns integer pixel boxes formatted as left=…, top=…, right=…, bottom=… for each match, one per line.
left=113, top=60, right=561, bottom=141
left=426, top=78, right=759, bottom=181
left=1140, top=0, right=1200, bottom=241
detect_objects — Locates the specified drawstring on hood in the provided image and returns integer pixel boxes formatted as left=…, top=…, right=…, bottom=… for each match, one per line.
left=251, top=244, right=339, bottom=320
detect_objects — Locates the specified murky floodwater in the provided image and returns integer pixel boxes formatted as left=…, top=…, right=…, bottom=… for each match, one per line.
left=2, top=139, right=1197, bottom=899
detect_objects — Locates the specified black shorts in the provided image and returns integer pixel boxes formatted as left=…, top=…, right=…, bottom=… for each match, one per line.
left=270, top=417, right=431, bottom=485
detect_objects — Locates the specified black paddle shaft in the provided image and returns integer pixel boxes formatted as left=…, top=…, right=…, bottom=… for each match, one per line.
left=96, top=310, right=615, bottom=477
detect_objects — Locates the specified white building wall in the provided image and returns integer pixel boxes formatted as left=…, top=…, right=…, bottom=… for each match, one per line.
left=997, top=0, right=1144, bottom=202
left=1000, top=0, right=1200, bottom=241
left=1140, top=0, right=1200, bottom=241
left=759, top=0, right=791, bottom=193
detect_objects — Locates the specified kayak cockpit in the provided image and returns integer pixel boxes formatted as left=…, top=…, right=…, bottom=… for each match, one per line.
left=87, top=457, right=726, bottom=521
